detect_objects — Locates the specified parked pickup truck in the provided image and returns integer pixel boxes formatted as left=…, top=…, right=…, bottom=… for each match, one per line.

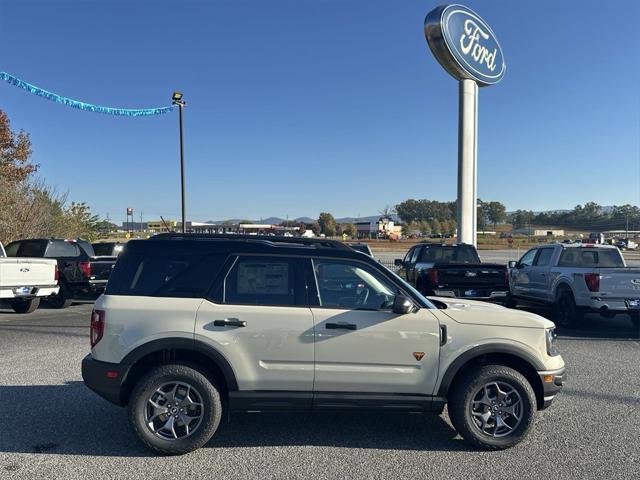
left=4, top=238, right=116, bottom=309
left=395, top=243, right=508, bottom=302
left=508, top=243, right=640, bottom=328
left=0, top=241, right=59, bottom=313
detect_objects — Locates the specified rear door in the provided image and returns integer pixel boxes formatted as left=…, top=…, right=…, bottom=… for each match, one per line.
left=309, top=257, right=440, bottom=396
left=195, top=255, right=315, bottom=397
left=511, top=248, right=538, bottom=300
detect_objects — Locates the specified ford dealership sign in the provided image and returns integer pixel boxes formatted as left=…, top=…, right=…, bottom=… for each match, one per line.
left=424, top=4, right=505, bottom=86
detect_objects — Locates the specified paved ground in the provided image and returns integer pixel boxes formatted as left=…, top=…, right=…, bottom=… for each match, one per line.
left=0, top=300, right=638, bottom=479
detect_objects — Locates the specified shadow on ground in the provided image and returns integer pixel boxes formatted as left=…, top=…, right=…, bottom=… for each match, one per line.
left=0, top=382, right=466, bottom=457
left=514, top=303, right=639, bottom=340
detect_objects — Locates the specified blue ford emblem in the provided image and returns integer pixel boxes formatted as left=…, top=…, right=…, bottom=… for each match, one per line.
left=425, top=4, right=506, bottom=86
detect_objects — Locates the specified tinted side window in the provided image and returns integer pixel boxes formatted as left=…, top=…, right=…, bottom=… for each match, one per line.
left=519, top=249, right=537, bottom=267
left=313, top=259, right=398, bottom=310
left=109, top=252, right=226, bottom=298
left=410, top=246, right=422, bottom=263
left=534, top=249, right=554, bottom=266
left=224, top=256, right=301, bottom=307
left=45, top=241, right=79, bottom=257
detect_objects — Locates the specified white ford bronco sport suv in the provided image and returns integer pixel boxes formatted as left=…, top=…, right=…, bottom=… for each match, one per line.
left=82, top=234, right=565, bottom=455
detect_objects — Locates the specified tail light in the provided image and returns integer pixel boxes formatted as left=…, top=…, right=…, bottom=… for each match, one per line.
left=54, top=264, right=59, bottom=282
left=584, top=273, right=600, bottom=292
left=79, top=261, right=91, bottom=278
left=504, top=268, right=510, bottom=287
left=426, top=268, right=439, bottom=286
left=90, top=309, right=105, bottom=347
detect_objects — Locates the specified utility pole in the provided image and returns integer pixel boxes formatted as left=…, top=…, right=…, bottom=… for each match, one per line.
left=172, top=92, right=187, bottom=233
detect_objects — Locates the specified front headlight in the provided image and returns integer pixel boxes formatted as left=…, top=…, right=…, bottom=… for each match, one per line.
left=545, top=328, right=560, bottom=356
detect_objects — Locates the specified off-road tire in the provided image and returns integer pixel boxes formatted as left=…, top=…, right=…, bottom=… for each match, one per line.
left=448, top=365, right=536, bottom=450
left=9, top=297, right=40, bottom=314
left=553, top=291, right=582, bottom=329
left=128, top=364, right=222, bottom=455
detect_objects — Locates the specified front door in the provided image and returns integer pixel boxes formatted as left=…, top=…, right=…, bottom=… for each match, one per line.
left=195, top=255, right=314, bottom=393
left=309, top=258, right=440, bottom=395
left=511, top=248, right=538, bottom=300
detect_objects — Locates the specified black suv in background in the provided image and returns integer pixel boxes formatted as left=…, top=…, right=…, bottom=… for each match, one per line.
left=5, top=238, right=117, bottom=308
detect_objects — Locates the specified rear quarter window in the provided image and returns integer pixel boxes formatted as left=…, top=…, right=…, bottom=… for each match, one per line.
left=107, top=249, right=227, bottom=298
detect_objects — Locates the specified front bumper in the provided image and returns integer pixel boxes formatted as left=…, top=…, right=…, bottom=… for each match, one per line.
left=537, top=367, right=566, bottom=409
left=82, top=354, right=130, bottom=406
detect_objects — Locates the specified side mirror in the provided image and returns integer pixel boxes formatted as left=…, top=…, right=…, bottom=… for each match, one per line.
left=394, top=259, right=404, bottom=266
left=508, top=261, right=517, bottom=269
left=392, top=295, right=414, bottom=315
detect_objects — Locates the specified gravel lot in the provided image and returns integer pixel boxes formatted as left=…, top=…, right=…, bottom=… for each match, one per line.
left=1, top=300, right=638, bottom=479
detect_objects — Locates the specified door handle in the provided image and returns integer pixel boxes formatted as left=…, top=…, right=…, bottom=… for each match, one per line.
left=213, top=318, right=246, bottom=328
left=326, top=322, right=357, bottom=330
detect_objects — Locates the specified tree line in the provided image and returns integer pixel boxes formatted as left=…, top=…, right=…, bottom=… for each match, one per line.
left=508, top=203, right=640, bottom=231
left=0, top=110, right=101, bottom=244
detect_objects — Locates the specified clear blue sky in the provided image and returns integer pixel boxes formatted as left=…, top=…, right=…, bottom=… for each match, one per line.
left=1, top=0, right=639, bottom=223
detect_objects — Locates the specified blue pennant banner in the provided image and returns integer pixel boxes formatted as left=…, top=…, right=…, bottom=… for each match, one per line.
left=1, top=72, right=173, bottom=117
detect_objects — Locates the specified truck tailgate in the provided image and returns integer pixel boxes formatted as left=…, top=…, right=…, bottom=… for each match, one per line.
left=598, top=268, right=640, bottom=299
left=436, top=263, right=507, bottom=288
left=89, top=257, right=117, bottom=282
left=0, top=258, right=57, bottom=286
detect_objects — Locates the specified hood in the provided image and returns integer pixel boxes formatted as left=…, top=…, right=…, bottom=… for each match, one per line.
left=429, top=296, right=555, bottom=329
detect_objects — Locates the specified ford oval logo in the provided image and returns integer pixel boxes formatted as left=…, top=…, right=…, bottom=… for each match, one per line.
left=425, top=4, right=506, bottom=86
left=20, top=267, right=30, bottom=273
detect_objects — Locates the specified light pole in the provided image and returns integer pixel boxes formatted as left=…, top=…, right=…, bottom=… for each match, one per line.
left=172, top=91, right=187, bottom=233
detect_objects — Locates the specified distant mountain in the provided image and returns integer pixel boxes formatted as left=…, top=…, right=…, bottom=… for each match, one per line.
left=202, top=214, right=401, bottom=225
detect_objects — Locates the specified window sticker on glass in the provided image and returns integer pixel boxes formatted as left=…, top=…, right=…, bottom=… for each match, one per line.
left=237, top=262, right=289, bottom=295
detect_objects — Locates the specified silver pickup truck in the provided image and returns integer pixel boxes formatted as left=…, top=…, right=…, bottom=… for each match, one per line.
left=508, top=243, right=640, bottom=328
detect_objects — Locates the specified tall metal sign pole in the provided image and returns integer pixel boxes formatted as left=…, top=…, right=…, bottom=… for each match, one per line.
left=424, top=4, right=505, bottom=246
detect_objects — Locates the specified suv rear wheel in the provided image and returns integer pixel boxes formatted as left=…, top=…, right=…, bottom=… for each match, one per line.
left=448, top=365, right=536, bottom=450
left=128, top=364, right=222, bottom=455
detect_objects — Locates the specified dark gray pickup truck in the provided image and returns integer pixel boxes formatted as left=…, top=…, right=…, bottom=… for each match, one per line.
left=395, top=243, right=508, bottom=302
left=5, top=238, right=116, bottom=308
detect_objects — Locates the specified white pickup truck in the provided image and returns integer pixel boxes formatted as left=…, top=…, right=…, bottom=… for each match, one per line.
left=508, top=243, right=640, bottom=329
left=0, top=241, right=59, bottom=313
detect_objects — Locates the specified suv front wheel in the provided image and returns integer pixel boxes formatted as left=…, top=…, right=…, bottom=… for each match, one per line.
left=128, top=364, right=222, bottom=455
left=448, top=365, right=536, bottom=450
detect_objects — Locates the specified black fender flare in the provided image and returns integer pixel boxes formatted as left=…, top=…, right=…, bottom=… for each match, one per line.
left=121, top=337, right=238, bottom=391
left=436, top=343, right=545, bottom=397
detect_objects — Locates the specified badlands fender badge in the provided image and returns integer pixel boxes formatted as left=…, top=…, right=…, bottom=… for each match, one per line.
left=413, top=352, right=425, bottom=361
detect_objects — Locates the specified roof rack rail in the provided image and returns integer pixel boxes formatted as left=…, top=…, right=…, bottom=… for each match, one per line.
left=150, top=233, right=352, bottom=251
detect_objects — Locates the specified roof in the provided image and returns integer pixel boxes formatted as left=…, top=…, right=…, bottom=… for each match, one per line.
left=148, top=233, right=353, bottom=251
